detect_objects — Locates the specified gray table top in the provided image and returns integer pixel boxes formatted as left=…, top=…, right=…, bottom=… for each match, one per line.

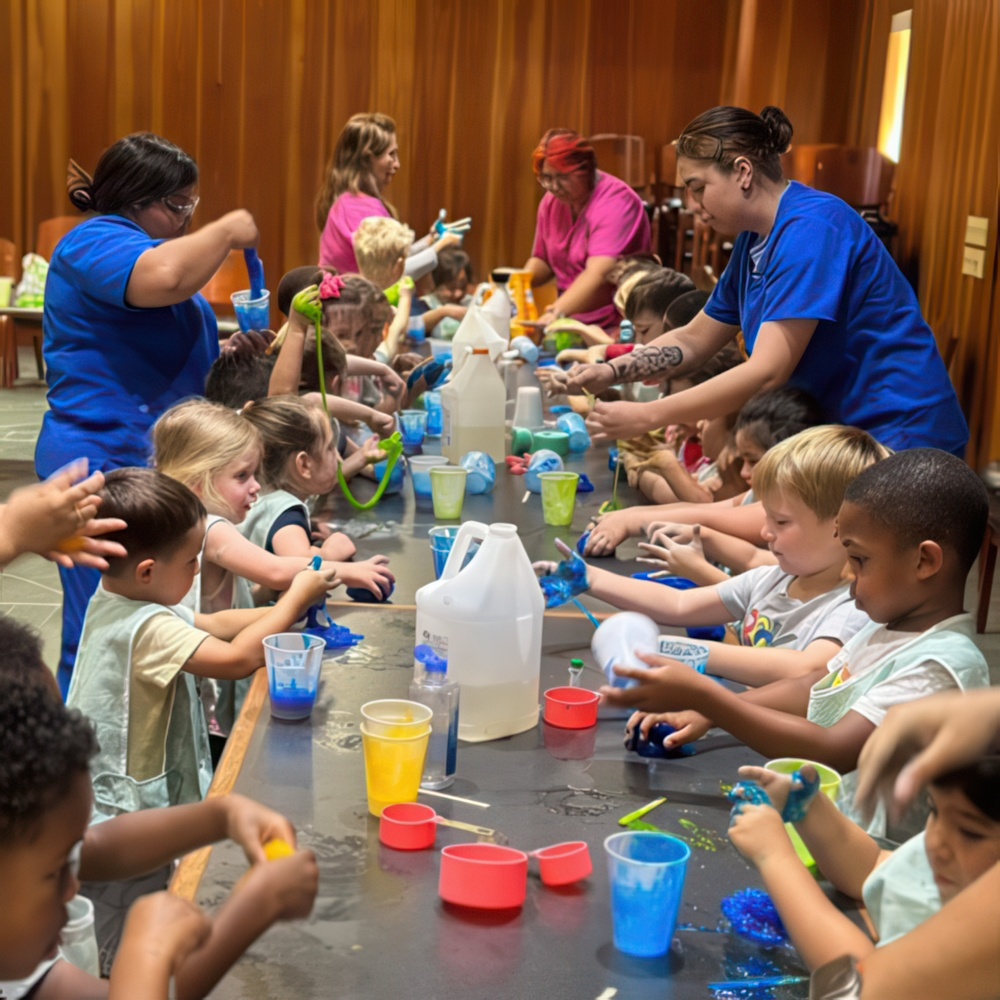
left=196, top=435, right=834, bottom=999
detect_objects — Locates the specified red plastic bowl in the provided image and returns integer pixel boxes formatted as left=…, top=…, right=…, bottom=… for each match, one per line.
left=533, top=840, right=593, bottom=886
left=543, top=687, right=600, bottom=729
left=439, top=843, right=528, bottom=909
left=380, top=802, right=438, bottom=851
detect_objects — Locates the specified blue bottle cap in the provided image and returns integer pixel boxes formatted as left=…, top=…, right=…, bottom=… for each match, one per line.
left=414, top=644, right=448, bottom=673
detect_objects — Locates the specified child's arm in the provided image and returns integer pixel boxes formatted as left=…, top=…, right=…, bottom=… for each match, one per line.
left=728, top=803, right=877, bottom=970
left=380, top=284, right=414, bottom=363
left=644, top=523, right=774, bottom=577
left=701, top=637, right=846, bottom=686
left=171, top=850, right=318, bottom=1000
left=421, top=303, right=467, bottom=333
left=338, top=435, right=384, bottom=481
left=187, top=568, right=335, bottom=680
left=267, top=297, right=312, bottom=397
left=638, top=450, right=716, bottom=504
left=584, top=560, right=733, bottom=627
left=585, top=494, right=761, bottom=556
left=601, top=656, right=876, bottom=773
left=734, top=765, right=887, bottom=898
left=79, top=795, right=297, bottom=880
left=312, top=393, right=395, bottom=437
left=202, top=519, right=342, bottom=592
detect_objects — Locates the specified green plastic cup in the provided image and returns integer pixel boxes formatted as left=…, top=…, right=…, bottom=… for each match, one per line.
left=539, top=471, right=579, bottom=527
left=430, top=466, right=468, bottom=520
left=764, top=758, right=842, bottom=871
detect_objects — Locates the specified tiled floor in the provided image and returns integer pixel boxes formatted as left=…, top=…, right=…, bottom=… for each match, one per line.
left=0, top=346, right=997, bottom=680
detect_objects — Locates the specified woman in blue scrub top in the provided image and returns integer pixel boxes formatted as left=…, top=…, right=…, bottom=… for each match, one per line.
left=568, top=106, right=968, bottom=458
left=36, top=132, right=260, bottom=694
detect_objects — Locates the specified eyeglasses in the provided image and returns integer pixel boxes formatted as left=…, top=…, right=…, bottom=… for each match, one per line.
left=162, top=195, right=200, bottom=217
left=537, top=171, right=575, bottom=190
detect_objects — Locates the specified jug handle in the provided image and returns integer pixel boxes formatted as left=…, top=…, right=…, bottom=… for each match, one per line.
left=440, top=520, right=490, bottom=581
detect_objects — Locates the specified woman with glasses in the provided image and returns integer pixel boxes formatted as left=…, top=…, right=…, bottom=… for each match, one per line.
left=565, top=106, right=967, bottom=457
left=523, top=129, right=651, bottom=333
left=316, top=112, right=459, bottom=278
left=36, top=131, right=259, bottom=695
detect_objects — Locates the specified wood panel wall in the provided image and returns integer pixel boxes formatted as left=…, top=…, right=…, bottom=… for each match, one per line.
left=0, top=0, right=863, bottom=287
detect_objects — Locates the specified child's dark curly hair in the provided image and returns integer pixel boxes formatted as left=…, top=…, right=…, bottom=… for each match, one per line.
left=1, top=670, right=97, bottom=844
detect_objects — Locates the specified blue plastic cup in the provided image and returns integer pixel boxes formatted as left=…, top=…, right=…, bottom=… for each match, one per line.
left=556, top=412, right=592, bottom=453
left=231, top=289, right=270, bottom=333
left=428, top=525, right=480, bottom=579
left=398, top=410, right=428, bottom=452
left=604, top=831, right=690, bottom=958
left=423, top=391, right=443, bottom=437
left=372, top=458, right=405, bottom=495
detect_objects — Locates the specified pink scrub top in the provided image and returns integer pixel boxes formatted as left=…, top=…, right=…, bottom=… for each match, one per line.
left=319, top=192, right=390, bottom=272
left=531, top=171, right=651, bottom=329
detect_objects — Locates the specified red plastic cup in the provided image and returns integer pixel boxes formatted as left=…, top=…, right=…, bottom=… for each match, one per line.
left=380, top=802, right=438, bottom=850
left=439, top=843, right=529, bottom=909
left=531, top=841, right=593, bottom=886
left=543, top=687, right=600, bottom=729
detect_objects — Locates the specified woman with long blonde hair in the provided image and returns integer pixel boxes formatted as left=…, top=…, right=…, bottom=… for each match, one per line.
left=316, top=112, right=457, bottom=277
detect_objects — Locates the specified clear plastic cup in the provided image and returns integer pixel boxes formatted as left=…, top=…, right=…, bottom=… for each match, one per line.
left=398, top=409, right=428, bottom=450
left=409, top=456, right=449, bottom=498
left=428, top=525, right=480, bottom=578
left=423, top=391, right=443, bottom=437
left=539, top=471, right=579, bottom=527
left=231, top=289, right=271, bottom=332
left=360, top=699, right=433, bottom=738
left=430, top=466, right=468, bottom=519
left=604, top=831, right=690, bottom=958
left=263, top=633, right=325, bottom=720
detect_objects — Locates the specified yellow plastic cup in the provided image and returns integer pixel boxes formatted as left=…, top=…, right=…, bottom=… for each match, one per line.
left=539, top=471, right=579, bottom=527
left=764, top=758, right=842, bottom=870
left=360, top=722, right=431, bottom=817
left=430, top=466, right=467, bottom=520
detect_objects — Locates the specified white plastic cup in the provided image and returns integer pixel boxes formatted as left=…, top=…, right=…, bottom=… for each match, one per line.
left=591, top=612, right=660, bottom=689
left=511, top=386, right=544, bottom=429
left=60, top=895, right=100, bottom=976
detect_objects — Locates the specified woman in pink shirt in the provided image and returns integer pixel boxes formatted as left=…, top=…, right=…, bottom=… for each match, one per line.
left=524, top=129, right=652, bottom=332
left=315, top=113, right=452, bottom=278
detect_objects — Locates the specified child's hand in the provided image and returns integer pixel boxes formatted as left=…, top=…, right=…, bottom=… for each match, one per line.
left=637, top=527, right=707, bottom=579
left=240, top=849, right=320, bottom=923
left=736, top=764, right=823, bottom=823
left=1, top=460, right=128, bottom=570
left=366, top=410, right=396, bottom=437
left=336, top=555, right=394, bottom=598
left=374, top=364, right=405, bottom=403
left=223, top=794, right=298, bottom=865
left=286, top=566, right=338, bottom=609
left=291, top=284, right=322, bottom=327
left=599, top=652, right=708, bottom=714
left=646, top=521, right=696, bottom=546
left=624, top=709, right=711, bottom=748
left=583, top=510, right=633, bottom=556
left=441, top=304, right=467, bottom=320
left=432, top=232, right=463, bottom=254
left=533, top=539, right=590, bottom=608
left=360, top=435, right=387, bottom=465
left=728, top=803, right=796, bottom=869
left=319, top=531, right=356, bottom=562
left=117, top=892, right=211, bottom=975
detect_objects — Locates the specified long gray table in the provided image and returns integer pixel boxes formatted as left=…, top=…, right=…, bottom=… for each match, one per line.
left=192, top=436, right=846, bottom=998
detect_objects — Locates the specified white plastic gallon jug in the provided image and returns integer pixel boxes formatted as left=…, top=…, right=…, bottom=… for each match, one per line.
left=481, top=277, right=514, bottom=343
left=440, top=347, right=506, bottom=462
left=415, top=521, right=543, bottom=741
left=450, top=306, right=507, bottom=375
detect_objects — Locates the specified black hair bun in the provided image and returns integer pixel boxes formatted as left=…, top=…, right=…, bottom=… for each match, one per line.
left=760, top=106, right=793, bottom=155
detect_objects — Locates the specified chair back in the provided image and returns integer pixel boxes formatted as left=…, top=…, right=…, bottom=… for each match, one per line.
left=812, top=147, right=895, bottom=211
left=589, top=134, right=648, bottom=193
left=36, top=216, right=84, bottom=261
left=0, top=238, right=16, bottom=278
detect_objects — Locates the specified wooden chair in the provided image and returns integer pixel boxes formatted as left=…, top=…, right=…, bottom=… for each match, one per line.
left=977, top=493, right=1000, bottom=633
left=0, top=238, right=17, bottom=387
left=811, top=146, right=895, bottom=213
left=656, top=144, right=686, bottom=264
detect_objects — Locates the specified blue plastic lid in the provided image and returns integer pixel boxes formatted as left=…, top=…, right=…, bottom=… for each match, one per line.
left=414, top=644, right=448, bottom=673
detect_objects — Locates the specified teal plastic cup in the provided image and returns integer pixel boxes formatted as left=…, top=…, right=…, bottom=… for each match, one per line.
left=604, top=831, right=690, bottom=958
left=430, top=467, right=467, bottom=520
left=428, top=525, right=480, bottom=578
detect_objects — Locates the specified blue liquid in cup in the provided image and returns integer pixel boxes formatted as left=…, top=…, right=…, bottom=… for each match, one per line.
left=606, top=832, right=690, bottom=958
left=269, top=684, right=318, bottom=720
left=398, top=411, right=428, bottom=448
left=429, top=527, right=480, bottom=579
left=424, top=392, right=443, bottom=437
left=372, top=459, right=405, bottom=495
left=231, top=290, right=270, bottom=333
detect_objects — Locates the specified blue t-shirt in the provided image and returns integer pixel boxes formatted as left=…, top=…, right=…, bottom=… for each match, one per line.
left=704, top=182, right=968, bottom=456
left=35, top=215, right=219, bottom=477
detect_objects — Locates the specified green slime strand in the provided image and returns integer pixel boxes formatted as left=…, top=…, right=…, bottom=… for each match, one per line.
left=291, top=287, right=328, bottom=417
left=337, top=432, right=404, bottom=511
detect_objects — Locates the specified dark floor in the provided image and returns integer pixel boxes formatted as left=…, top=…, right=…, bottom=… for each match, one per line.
left=0, top=346, right=997, bottom=681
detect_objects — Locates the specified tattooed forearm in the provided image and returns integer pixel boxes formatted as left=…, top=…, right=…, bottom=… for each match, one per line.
left=610, top=345, right=684, bottom=382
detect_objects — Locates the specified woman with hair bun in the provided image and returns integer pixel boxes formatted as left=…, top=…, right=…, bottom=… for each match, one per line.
left=568, top=106, right=967, bottom=457
left=37, top=131, right=260, bottom=694
left=523, top=128, right=652, bottom=332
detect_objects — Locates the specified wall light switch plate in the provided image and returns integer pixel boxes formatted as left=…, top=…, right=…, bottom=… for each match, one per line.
left=965, top=216, right=989, bottom=248
left=962, top=246, right=985, bottom=279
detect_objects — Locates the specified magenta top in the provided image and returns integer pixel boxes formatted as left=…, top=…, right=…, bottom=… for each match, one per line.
left=531, top=171, right=651, bottom=329
left=319, top=192, right=389, bottom=272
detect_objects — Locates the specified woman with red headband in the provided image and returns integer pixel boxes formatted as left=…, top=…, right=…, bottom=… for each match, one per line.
left=523, top=129, right=651, bottom=332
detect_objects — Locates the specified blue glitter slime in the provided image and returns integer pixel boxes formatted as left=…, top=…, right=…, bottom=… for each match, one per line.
left=538, top=550, right=590, bottom=609
left=305, top=605, right=365, bottom=649
left=781, top=767, right=821, bottom=824
left=720, top=888, right=788, bottom=947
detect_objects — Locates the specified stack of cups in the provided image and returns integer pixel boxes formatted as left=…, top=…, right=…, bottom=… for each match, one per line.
left=409, top=455, right=449, bottom=499
left=359, top=700, right=433, bottom=816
